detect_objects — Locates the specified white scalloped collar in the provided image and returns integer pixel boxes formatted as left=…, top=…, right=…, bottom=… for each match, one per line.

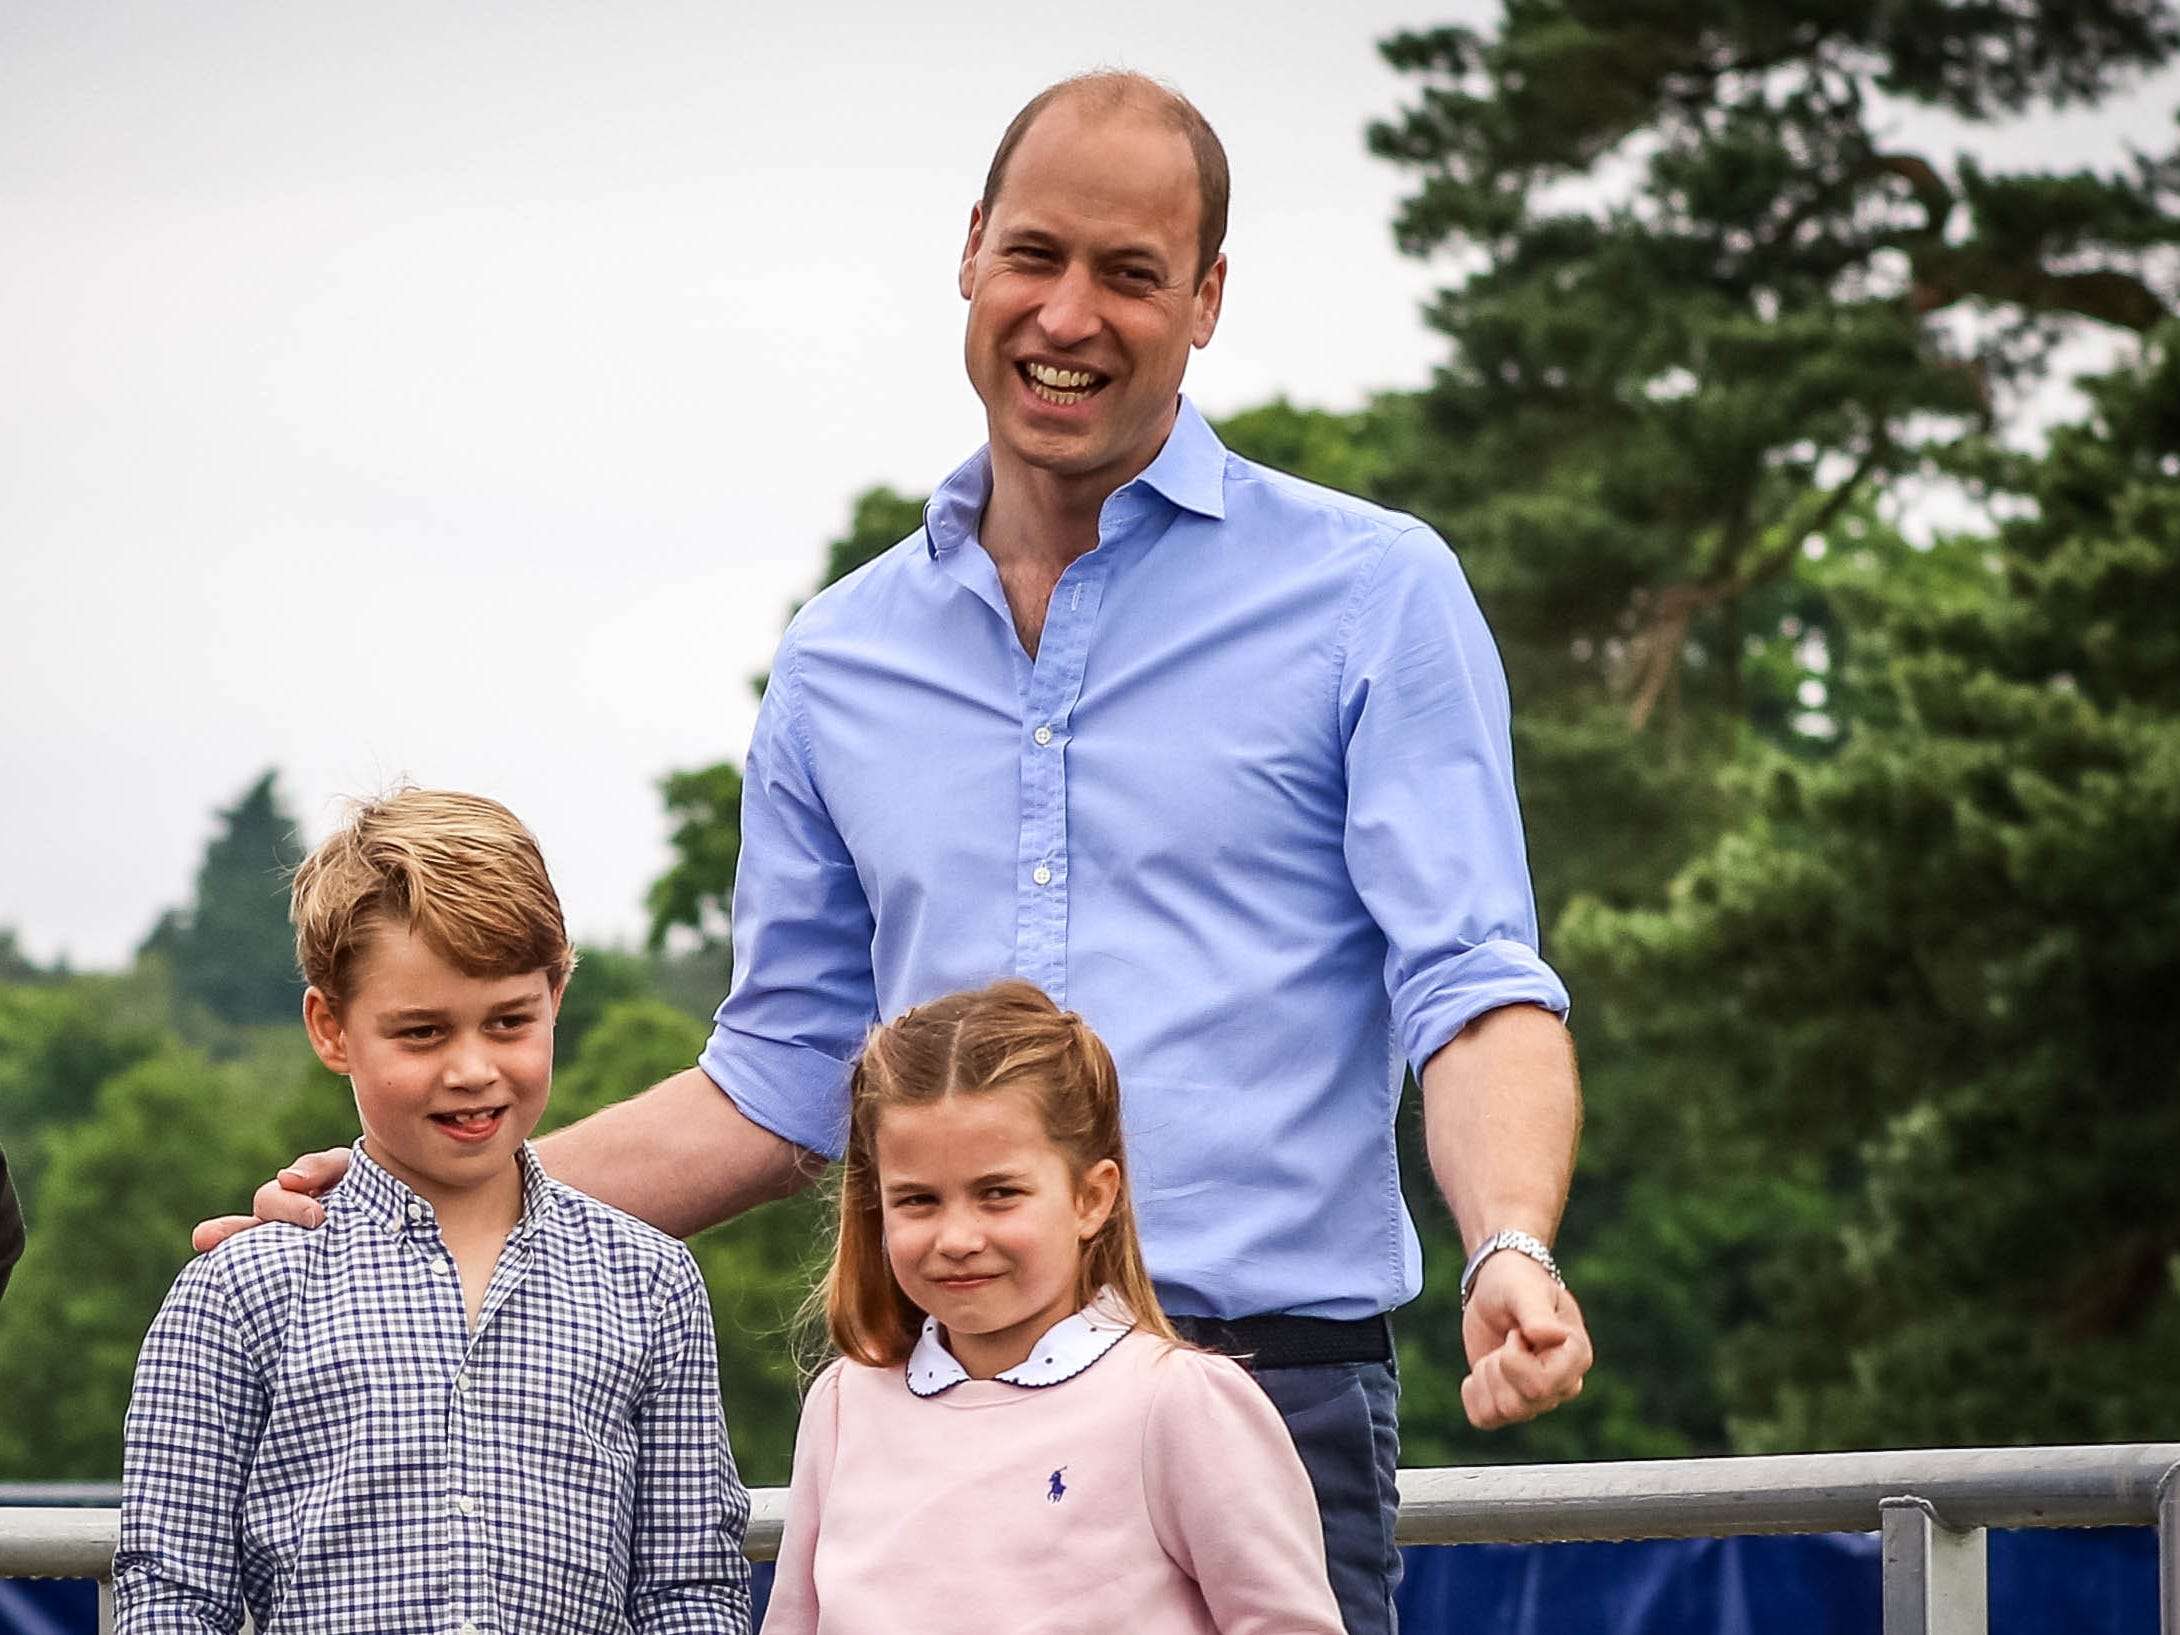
left=905, top=1294, right=1135, bottom=1398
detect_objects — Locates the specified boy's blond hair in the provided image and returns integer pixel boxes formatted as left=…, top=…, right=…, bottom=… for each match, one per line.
left=290, top=789, right=575, bottom=1009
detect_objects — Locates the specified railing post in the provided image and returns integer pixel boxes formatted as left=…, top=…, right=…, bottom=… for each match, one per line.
left=1881, top=1496, right=1987, bottom=1635
left=2157, top=1462, right=2178, bottom=1635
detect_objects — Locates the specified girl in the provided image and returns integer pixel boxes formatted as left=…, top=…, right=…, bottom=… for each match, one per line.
left=763, top=980, right=1346, bottom=1634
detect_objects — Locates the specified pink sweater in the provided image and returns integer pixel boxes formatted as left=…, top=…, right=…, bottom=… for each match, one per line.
left=761, top=1330, right=1345, bottom=1633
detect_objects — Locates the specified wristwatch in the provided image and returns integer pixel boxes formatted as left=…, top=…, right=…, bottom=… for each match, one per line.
left=1458, top=1228, right=1564, bottom=1310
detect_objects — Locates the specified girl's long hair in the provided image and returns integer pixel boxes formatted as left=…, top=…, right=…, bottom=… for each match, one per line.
left=821, top=979, right=1180, bottom=1367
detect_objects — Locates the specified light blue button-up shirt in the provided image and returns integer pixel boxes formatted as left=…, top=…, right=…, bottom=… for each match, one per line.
left=701, top=398, right=1568, bottom=1319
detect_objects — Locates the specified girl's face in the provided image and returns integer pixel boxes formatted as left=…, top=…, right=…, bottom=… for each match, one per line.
left=873, top=1084, right=1119, bottom=1381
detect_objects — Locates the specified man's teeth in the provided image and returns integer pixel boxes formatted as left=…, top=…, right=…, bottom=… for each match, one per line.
left=1025, top=362, right=1100, bottom=404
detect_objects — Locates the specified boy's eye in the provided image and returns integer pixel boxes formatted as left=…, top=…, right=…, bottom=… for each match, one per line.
left=491, top=1012, right=536, bottom=1031
left=399, top=1025, right=442, bottom=1042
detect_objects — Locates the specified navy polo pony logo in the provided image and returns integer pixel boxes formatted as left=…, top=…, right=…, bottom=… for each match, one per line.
left=1047, top=1467, right=1067, bottom=1503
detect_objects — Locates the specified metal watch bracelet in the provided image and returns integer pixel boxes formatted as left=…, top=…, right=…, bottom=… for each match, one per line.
left=1458, top=1228, right=1565, bottom=1310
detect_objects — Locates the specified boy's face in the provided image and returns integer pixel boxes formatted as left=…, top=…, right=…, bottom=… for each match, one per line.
left=303, top=926, right=560, bottom=1207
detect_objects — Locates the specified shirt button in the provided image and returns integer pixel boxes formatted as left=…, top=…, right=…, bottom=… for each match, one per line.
left=1032, top=864, right=1053, bottom=886
left=405, top=1202, right=426, bottom=1223
left=454, top=1370, right=471, bottom=1393
left=430, top=1256, right=452, bottom=1276
left=456, top=1622, right=480, bottom=1635
left=453, top=1494, right=479, bottom=1517
left=1033, top=725, right=1053, bottom=746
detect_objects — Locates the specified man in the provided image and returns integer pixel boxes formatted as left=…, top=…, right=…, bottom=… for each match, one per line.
left=205, top=72, right=1592, bottom=1632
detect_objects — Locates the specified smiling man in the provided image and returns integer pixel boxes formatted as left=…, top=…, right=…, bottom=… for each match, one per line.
left=211, top=72, right=1592, bottom=1634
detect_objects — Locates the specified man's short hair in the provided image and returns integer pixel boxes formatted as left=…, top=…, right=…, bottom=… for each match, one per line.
left=980, top=70, right=1230, bottom=284
left=291, top=788, right=575, bottom=1009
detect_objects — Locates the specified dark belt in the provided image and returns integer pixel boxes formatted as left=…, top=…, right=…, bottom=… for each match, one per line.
left=1171, top=1312, right=1394, bottom=1369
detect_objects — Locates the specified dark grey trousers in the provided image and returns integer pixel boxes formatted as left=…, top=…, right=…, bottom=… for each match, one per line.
left=1250, top=1360, right=1404, bottom=1635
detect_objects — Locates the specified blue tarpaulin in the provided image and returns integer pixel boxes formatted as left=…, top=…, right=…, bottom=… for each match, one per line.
left=7, top=1528, right=2156, bottom=1632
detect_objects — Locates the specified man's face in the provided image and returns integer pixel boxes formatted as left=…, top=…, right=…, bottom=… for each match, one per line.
left=959, top=101, right=1225, bottom=497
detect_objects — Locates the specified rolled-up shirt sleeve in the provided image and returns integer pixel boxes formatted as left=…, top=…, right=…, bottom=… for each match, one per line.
left=1339, top=525, right=1570, bottom=1075
left=698, top=623, right=876, bottom=1160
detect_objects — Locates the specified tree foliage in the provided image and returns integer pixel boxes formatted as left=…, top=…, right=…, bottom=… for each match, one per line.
left=1369, top=0, right=2177, bottom=740
left=0, top=1041, right=316, bottom=1476
left=139, top=771, right=305, bottom=1030
left=1350, top=0, right=2180, bottom=1459
left=1560, top=333, right=2180, bottom=1448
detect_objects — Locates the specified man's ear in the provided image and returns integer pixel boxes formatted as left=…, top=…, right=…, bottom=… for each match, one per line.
left=959, top=202, right=987, bottom=301
left=302, top=987, right=351, bottom=1075
left=1191, top=252, right=1226, bottom=349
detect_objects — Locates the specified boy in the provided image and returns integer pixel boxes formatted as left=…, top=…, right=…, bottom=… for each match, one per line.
left=116, top=789, right=751, bottom=1634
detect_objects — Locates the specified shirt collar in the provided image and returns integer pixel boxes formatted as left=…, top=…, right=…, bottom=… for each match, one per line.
left=332, top=1138, right=559, bottom=1242
left=905, top=1292, right=1136, bottom=1398
left=922, top=394, right=1229, bottom=561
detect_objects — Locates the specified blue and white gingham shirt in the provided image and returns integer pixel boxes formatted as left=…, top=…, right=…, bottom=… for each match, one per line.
left=116, top=1143, right=751, bottom=1634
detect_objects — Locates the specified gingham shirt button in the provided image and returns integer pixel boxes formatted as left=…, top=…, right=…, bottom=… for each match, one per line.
left=453, top=1494, right=478, bottom=1516
left=405, top=1202, right=426, bottom=1223
left=429, top=1256, right=452, bottom=1276
left=456, top=1622, right=480, bottom=1635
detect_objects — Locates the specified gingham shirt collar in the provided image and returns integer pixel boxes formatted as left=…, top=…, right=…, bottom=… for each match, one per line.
left=332, top=1138, right=561, bottom=1244
left=905, top=1292, right=1135, bottom=1397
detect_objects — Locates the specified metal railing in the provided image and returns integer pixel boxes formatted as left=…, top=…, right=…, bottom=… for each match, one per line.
left=5, top=1444, right=2176, bottom=1634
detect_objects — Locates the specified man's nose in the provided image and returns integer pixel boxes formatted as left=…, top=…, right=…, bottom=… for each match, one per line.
left=1037, top=263, right=1100, bottom=349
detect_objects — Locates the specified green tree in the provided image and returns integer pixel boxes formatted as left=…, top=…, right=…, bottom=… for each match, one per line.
left=645, top=764, right=745, bottom=954
left=1561, top=333, right=2180, bottom=1448
left=0, top=973, right=169, bottom=1204
left=1355, top=0, right=2179, bottom=1460
left=0, top=929, right=62, bottom=986
left=1369, top=0, right=2177, bottom=741
left=551, top=946, right=661, bottom=1063
left=140, top=771, right=305, bottom=1029
left=541, top=995, right=823, bottom=1484
left=0, top=1043, right=312, bottom=1476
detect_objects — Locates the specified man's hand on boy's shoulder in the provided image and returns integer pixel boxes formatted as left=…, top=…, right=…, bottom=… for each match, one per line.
left=190, top=1148, right=347, bottom=1252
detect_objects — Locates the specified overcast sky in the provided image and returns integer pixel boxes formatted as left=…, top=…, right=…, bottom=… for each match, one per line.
left=5, top=2, right=2174, bottom=971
